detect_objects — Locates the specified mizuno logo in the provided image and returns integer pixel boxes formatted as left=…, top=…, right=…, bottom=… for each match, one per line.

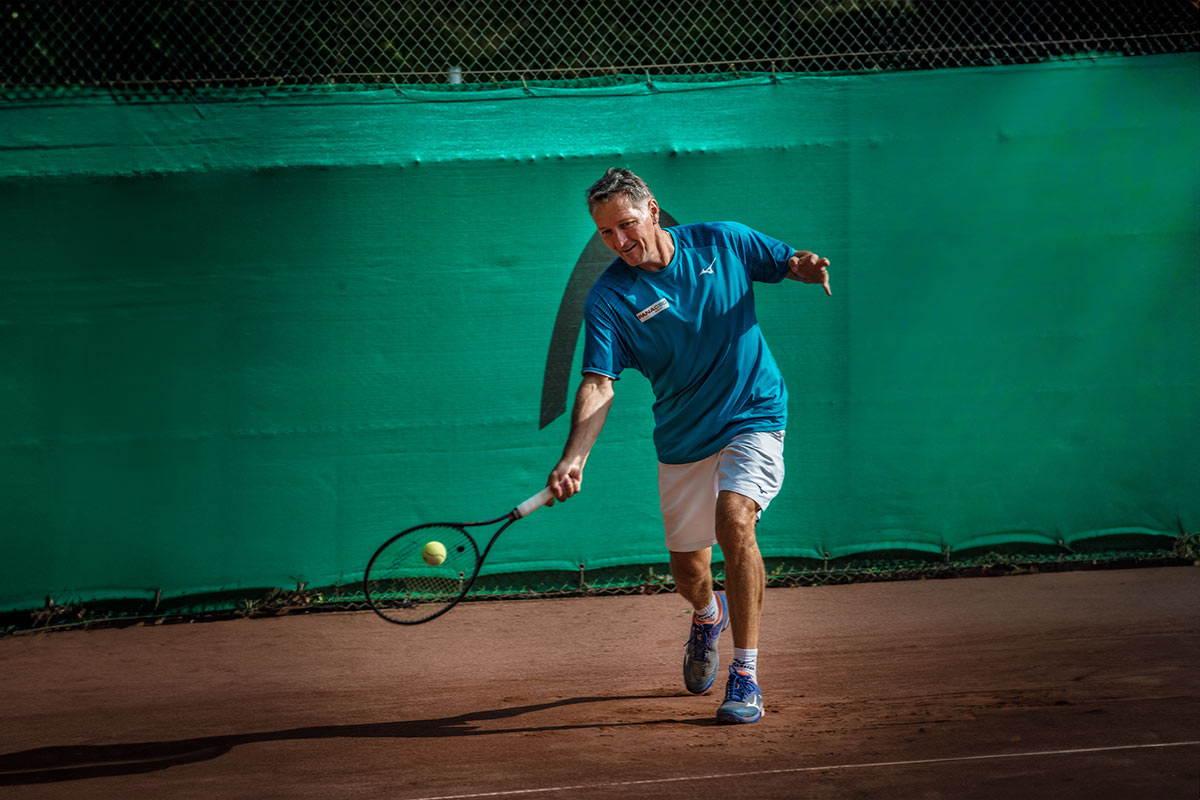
left=636, top=298, right=669, bottom=323
left=699, top=258, right=715, bottom=276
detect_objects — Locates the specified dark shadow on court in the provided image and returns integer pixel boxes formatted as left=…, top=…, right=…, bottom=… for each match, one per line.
left=0, top=694, right=710, bottom=785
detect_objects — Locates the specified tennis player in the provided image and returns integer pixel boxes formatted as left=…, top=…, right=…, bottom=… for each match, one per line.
left=547, top=168, right=831, bottom=724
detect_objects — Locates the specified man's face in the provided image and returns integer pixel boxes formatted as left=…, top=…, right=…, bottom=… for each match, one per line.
left=591, top=194, right=660, bottom=267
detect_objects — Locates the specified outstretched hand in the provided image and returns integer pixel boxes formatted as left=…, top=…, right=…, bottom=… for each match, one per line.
left=787, top=251, right=831, bottom=296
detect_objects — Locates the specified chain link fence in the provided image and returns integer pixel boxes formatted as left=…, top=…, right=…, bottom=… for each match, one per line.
left=6, top=535, right=1197, bottom=634
left=3, top=0, right=1199, bottom=94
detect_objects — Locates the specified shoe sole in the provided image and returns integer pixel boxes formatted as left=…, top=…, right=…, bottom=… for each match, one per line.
left=716, top=705, right=764, bottom=724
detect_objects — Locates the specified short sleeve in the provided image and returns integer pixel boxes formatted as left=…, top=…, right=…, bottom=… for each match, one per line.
left=724, top=221, right=793, bottom=283
left=581, top=292, right=628, bottom=379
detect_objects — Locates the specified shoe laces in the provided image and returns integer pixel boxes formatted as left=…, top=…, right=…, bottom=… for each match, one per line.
left=689, top=616, right=720, bottom=660
left=725, top=669, right=757, bottom=702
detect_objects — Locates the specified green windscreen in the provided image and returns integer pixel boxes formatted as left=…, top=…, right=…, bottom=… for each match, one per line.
left=1, top=54, right=1197, bottom=612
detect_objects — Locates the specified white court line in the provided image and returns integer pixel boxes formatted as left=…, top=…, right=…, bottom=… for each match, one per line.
left=407, top=740, right=1200, bottom=800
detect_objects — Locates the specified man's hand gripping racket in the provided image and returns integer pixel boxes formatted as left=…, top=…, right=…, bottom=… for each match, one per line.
left=363, top=487, right=554, bottom=625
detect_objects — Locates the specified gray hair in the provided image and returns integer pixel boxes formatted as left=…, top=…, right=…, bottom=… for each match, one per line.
left=585, top=168, right=655, bottom=211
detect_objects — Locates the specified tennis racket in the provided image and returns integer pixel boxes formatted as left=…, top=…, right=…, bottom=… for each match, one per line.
left=363, top=486, right=555, bottom=625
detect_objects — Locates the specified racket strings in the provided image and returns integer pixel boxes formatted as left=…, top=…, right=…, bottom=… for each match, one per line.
left=365, top=525, right=479, bottom=622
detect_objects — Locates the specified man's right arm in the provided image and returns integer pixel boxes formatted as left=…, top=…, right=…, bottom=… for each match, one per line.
left=547, top=371, right=615, bottom=502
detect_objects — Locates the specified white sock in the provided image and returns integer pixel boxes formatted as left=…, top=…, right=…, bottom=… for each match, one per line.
left=694, top=594, right=720, bottom=625
left=732, top=648, right=758, bottom=680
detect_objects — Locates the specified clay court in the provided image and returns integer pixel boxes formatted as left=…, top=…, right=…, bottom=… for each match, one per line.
left=2, top=566, right=1197, bottom=799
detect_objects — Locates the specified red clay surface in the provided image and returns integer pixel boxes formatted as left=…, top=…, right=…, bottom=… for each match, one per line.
left=1, top=567, right=1198, bottom=799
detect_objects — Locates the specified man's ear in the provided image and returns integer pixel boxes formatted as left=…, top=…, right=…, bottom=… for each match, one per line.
left=647, top=197, right=660, bottom=225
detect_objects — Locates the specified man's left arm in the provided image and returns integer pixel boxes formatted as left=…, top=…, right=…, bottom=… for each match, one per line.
left=785, top=250, right=831, bottom=296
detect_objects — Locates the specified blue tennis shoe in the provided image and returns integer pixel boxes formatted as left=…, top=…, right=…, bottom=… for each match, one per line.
left=717, top=666, right=764, bottom=724
left=682, top=591, right=729, bottom=694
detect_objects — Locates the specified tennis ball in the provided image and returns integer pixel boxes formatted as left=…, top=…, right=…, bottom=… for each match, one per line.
left=422, top=541, right=447, bottom=566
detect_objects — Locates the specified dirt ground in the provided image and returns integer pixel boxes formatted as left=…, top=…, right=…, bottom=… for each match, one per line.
left=1, top=567, right=1197, bottom=799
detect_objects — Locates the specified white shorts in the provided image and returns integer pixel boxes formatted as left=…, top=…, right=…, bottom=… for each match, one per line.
left=657, top=430, right=786, bottom=553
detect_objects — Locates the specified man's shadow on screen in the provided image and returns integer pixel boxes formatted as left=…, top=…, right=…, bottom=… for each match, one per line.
left=0, top=693, right=712, bottom=785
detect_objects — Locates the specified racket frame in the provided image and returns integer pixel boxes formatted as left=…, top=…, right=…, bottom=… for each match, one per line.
left=363, top=487, right=553, bottom=625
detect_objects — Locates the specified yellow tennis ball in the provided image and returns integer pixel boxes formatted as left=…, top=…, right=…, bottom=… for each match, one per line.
left=422, top=540, right=447, bottom=566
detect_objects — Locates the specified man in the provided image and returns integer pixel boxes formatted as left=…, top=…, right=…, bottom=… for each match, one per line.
left=547, top=168, right=831, bottom=724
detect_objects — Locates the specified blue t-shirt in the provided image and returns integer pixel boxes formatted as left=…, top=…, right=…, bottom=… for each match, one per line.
left=582, top=221, right=793, bottom=464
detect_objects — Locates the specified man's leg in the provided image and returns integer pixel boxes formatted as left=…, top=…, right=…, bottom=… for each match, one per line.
left=714, top=490, right=765, bottom=650
left=669, top=547, right=712, bottom=612
left=660, top=453, right=730, bottom=695
left=713, top=489, right=769, bottom=724
left=671, top=546, right=730, bottom=694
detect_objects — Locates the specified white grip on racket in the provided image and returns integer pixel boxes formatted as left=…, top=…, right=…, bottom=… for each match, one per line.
left=513, top=486, right=555, bottom=520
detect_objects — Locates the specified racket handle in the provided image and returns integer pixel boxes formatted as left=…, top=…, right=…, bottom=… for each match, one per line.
left=513, top=486, right=555, bottom=519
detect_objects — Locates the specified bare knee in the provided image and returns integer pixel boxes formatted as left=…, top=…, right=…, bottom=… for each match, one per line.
left=670, top=548, right=713, bottom=608
left=715, top=491, right=759, bottom=554
left=670, top=549, right=710, bottom=586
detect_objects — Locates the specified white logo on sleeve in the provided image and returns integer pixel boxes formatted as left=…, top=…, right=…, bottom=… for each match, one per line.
left=636, top=298, right=670, bottom=323
left=699, top=258, right=716, bottom=276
